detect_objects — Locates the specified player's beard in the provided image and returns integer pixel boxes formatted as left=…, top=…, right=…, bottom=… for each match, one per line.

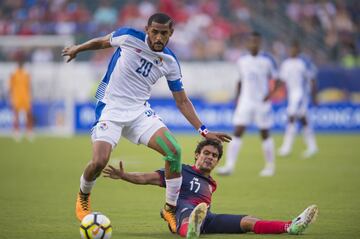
left=152, top=39, right=169, bottom=51
left=153, top=42, right=164, bottom=51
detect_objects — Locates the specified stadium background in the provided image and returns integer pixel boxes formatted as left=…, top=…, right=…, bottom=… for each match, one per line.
left=0, top=0, right=359, bottom=134
left=0, top=1, right=359, bottom=239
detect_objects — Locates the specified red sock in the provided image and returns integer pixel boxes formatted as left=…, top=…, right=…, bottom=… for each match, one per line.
left=178, top=222, right=188, bottom=237
left=253, top=220, right=291, bottom=234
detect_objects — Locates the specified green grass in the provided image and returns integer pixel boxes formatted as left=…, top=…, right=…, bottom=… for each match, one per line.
left=0, top=134, right=359, bottom=239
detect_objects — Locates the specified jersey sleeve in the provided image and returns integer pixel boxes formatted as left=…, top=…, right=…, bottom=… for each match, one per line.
left=110, top=27, right=145, bottom=47
left=110, top=28, right=128, bottom=47
left=164, top=49, right=184, bottom=92
left=155, top=169, right=166, bottom=188
left=167, top=78, right=184, bottom=92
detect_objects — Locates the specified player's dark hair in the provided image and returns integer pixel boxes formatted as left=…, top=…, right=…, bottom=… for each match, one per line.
left=147, top=13, right=173, bottom=28
left=195, top=139, right=223, bottom=160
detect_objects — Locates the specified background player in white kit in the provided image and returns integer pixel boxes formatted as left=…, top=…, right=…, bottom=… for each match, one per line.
left=62, top=13, right=231, bottom=232
left=217, top=32, right=279, bottom=177
left=278, top=41, right=318, bottom=158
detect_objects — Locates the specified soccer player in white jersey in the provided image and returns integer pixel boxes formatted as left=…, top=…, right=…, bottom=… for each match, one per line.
left=217, top=32, right=279, bottom=177
left=278, top=41, right=318, bottom=158
left=61, top=13, right=231, bottom=232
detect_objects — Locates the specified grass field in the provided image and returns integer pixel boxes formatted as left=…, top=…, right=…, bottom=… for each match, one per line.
left=1, top=134, right=360, bottom=239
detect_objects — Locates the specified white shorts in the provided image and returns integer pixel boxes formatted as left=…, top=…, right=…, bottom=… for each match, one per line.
left=91, top=108, right=166, bottom=149
left=233, top=102, right=273, bottom=129
left=287, top=97, right=309, bottom=117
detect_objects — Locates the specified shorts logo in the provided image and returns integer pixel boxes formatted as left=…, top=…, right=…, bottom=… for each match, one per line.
left=99, top=122, right=108, bottom=131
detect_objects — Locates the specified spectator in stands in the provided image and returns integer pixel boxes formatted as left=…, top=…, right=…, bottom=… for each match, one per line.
left=0, top=0, right=358, bottom=64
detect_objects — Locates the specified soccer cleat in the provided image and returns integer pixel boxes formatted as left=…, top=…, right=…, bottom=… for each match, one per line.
left=160, top=203, right=177, bottom=233
left=259, top=164, right=275, bottom=177
left=216, top=166, right=234, bottom=176
left=76, top=191, right=91, bottom=221
left=187, top=203, right=208, bottom=239
left=288, top=205, right=318, bottom=235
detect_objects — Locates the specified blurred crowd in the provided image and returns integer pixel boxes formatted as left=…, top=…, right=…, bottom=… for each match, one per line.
left=0, top=0, right=359, bottom=67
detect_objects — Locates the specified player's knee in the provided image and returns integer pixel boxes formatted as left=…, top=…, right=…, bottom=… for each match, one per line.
left=240, top=216, right=259, bottom=232
left=92, top=160, right=108, bottom=172
left=92, top=155, right=110, bottom=171
left=156, top=131, right=182, bottom=167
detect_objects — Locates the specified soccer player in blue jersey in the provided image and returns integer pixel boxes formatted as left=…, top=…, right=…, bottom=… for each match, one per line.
left=103, top=139, right=318, bottom=238
left=62, top=12, right=231, bottom=231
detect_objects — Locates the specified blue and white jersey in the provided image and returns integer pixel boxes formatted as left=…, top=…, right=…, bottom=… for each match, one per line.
left=236, top=51, right=278, bottom=105
left=95, top=27, right=183, bottom=122
left=279, top=55, right=316, bottom=101
left=157, top=164, right=217, bottom=207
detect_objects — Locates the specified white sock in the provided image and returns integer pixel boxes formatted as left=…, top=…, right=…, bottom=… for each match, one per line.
left=262, top=138, right=275, bottom=167
left=303, top=126, right=317, bottom=151
left=80, top=174, right=96, bottom=194
left=280, top=123, right=296, bottom=152
left=224, top=137, right=242, bottom=168
left=165, top=176, right=182, bottom=206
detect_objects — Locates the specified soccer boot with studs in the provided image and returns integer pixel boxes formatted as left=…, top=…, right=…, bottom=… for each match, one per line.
left=187, top=203, right=208, bottom=239
left=76, top=190, right=92, bottom=221
left=288, top=204, right=318, bottom=235
left=160, top=203, right=177, bottom=233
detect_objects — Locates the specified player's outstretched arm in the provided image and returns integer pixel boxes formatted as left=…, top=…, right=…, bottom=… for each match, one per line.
left=172, top=90, right=232, bottom=143
left=103, top=161, right=162, bottom=186
left=61, top=34, right=112, bottom=62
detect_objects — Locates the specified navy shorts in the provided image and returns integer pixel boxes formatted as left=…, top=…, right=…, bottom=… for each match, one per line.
left=176, top=204, right=246, bottom=234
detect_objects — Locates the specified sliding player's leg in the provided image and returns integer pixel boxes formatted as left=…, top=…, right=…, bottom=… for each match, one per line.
left=186, top=203, right=208, bottom=239
left=175, top=203, right=207, bottom=238
left=198, top=205, right=318, bottom=236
